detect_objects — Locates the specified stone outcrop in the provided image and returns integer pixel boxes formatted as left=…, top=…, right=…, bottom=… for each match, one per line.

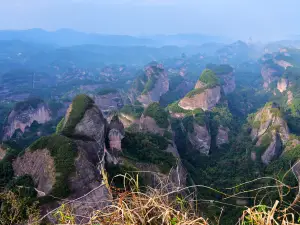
left=2, top=102, right=51, bottom=140
left=261, top=65, right=281, bottom=89
left=188, top=123, right=211, bottom=155
left=108, top=115, right=125, bottom=151
left=72, top=105, right=107, bottom=145
left=277, top=78, right=288, bottom=93
left=130, top=63, right=169, bottom=107
left=216, top=126, right=229, bottom=146
left=251, top=103, right=289, bottom=164
left=219, top=72, right=236, bottom=95
left=179, top=85, right=221, bottom=111
left=275, top=60, right=293, bottom=69
left=261, top=132, right=283, bottom=165
left=139, top=115, right=166, bottom=136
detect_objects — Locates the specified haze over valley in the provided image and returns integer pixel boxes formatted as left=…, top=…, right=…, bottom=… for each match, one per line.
left=0, top=1, right=300, bottom=224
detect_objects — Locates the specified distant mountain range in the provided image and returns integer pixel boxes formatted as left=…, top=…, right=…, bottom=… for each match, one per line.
left=0, top=28, right=231, bottom=47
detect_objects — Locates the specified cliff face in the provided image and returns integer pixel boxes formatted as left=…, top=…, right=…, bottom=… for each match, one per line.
left=2, top=102, right=51, bottom=141
left=251, top=103, right=289, bottom=164
left=179, top=85, right=221, bottom=111
left=0, top=145, right=7, bottom=160
left=220, top=72, right=236, bottom=95
left=188, top=123, right=211, bottom=155
left=261, top=65, right=280, bottom=89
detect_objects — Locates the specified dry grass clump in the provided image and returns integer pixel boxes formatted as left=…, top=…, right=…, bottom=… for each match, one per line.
left=238, top=200, right=299, bottom=225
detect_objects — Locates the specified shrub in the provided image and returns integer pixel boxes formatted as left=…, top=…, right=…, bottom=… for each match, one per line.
left=0, top=161, right=14, bottom=187
left=29, top=134, right=78, bottom=197
left=144, top=102, right=169, bottom=128
left=61, top=94, right=94, bottom=136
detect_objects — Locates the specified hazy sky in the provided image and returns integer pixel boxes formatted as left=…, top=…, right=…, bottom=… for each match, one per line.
left=0, top=0, right=299, bottom=40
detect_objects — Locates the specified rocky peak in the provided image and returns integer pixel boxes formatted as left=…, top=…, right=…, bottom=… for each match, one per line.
left=250, top=102, right=289, bottom=164
left=108, top=115, right=125, bottom=151
left=179, top=69, right=221, bottom=111
left=261, top=60, right=284, bottom=89
left=130, top=62, right=169, bottom=107
left=2, top=98, right=51, bottom=141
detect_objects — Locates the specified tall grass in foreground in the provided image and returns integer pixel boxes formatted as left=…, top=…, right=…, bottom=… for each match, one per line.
left=50, top=173, right=300, bottom=225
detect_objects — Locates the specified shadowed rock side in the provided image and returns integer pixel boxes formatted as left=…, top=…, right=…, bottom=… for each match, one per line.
left=2, top=101, right=51, bottom=140
left=219, top=72, right=236, bottom=95
left=188, top=123, right=211, bottom=155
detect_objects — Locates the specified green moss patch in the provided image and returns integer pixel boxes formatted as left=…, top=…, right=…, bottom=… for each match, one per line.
left=144, top=102, right=169, bottom=128
left=62, top=94, right=94, bottom=136
left=29, top=134, right=78, bottom=197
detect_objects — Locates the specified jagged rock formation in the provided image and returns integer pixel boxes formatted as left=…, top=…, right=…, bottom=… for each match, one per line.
left=12, top=94, right=110, bottom=220
left=94, top=89, right=124, bottom=117
left=129, top=62, right=169, bottom=107
left=2, top=98, right=51, bottom=141
left=250, top=102, right=289, bottom=164
left=108, top=115, right=125, bottom=151
left=179, top=69, right=221, bottom=111
left=188, top=123, right=211, bottom=155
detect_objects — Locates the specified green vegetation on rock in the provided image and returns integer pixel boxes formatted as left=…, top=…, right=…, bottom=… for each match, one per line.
left=199, top=69, right=220, bottom=85
left=206, top=64, right=234, bottom=75
left=121, top=104, right=144, bottom=119
left=144, top=102, right=169, bottom=128
left=61, top=94, right=94, bottom=136
left=122, top=132, right=176, bottom=174
left=29, top=134, right=77, bottom=197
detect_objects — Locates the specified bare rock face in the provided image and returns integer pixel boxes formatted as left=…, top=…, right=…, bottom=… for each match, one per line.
left=108, top=115, right=125, bottom=151
left=188, top=123, right=211, bottom=155
left=135, top=64, right=169, bottom=107
left=261, top=132, right=283, bottom=165
left=94, top=92, right=124, bottom=117
left=216, top=126, right=229, bottom=146
left=179, top=86, right=221, bottom=111
left=13, top=149, right=56, bottom=196
left=277, top=78, right=288, bottom=93
left=251, top=104, right=289, bottom=143
left=251, top=103, right=289, bottom=164
left=275, top=60, right=293, bottom=69
left=261, top=65, right=280, bottom=89
left=219, top=72, right=236, bottom=95
left=3, top=103, right=51, bottom=140
left=73, top=105, right=107, bottom=145
left=0, top=145, right=6, bottom=160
